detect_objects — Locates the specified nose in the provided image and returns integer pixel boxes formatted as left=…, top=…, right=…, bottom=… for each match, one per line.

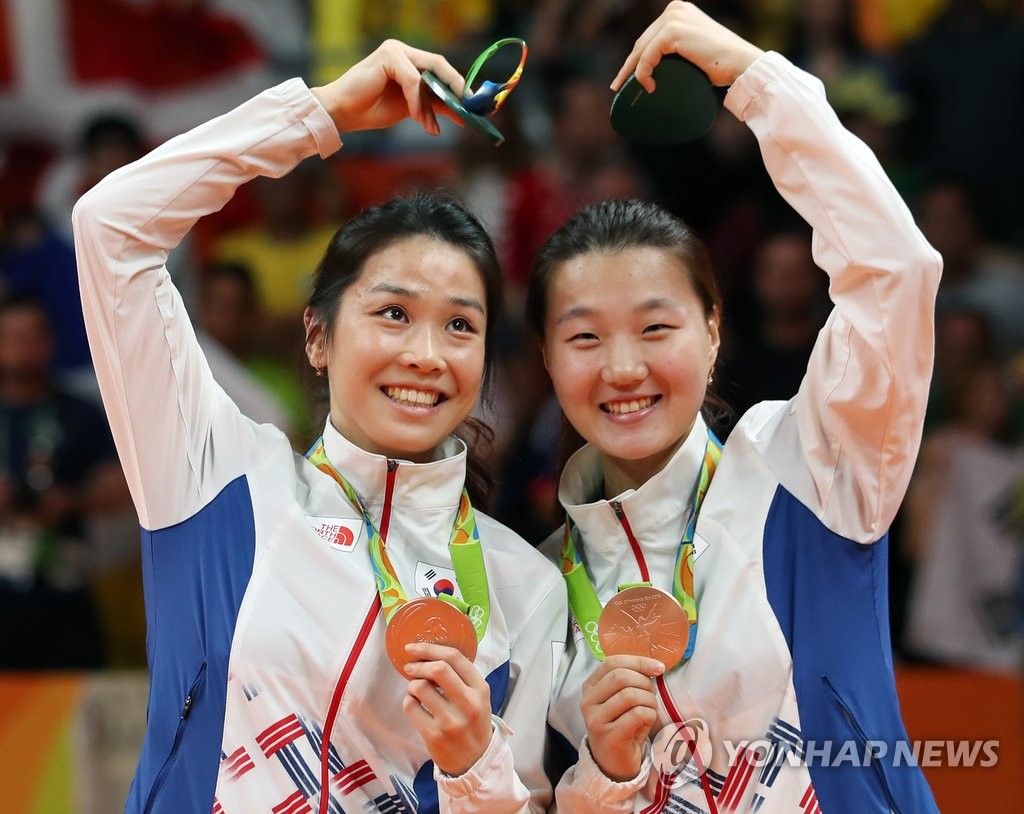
left=402, top=323, right=446, bottom=372
left=601, top=337, right=647, bottom=388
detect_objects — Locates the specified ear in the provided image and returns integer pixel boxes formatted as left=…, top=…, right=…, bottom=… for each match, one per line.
left=707, top=307, right=721, bottom=370
left=539, top=340, right=550, bottom=374
left=304, top=307, right=327, bottom=370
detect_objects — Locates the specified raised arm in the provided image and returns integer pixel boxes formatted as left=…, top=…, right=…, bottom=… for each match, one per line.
left=73, top=42, right=466, bottom=532
left=72, top=80, right=341, bottom=530
left=721, top=40, right=941, bottom=542
left=618, top=1, right=941, bottom=543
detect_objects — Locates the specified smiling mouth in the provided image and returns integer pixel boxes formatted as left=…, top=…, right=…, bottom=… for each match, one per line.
left=383, top=386, right=444, bottom=408
left=601, top=395, right=660, bottom=415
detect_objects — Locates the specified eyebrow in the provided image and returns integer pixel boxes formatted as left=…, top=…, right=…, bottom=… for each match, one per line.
left=367, top=282, right=485, bottom=315
left=554, top=297, right=680, bottom=325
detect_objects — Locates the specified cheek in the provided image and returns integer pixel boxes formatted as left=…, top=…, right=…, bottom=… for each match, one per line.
left=544, top=348, right=590, bottom=404
left=452, top=343, right=487, bottom=390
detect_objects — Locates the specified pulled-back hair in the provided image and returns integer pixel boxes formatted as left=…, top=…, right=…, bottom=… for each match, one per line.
left=525, top=199, right=731, bottom=452
left=305, top=193, right=503, bottom=506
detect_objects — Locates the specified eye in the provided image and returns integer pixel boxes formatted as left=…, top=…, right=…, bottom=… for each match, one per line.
left=448, top=316, right=478, bottom=334
left=569, top=332, right=599, bottom=345
left=642, top=323, right=672, bottom=334
left=378, top=305, right=408, bottom=322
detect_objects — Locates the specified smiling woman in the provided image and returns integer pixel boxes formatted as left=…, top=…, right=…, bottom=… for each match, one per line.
left=71, top=38, right=565, bottom=814
left=530, top=4, right=943, bottom=814
left=304, top=203, right=498, bottom=468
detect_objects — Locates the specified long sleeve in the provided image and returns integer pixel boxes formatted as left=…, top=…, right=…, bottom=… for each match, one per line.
left=439, top=567, right=567, bottom=813
left=72, top=79, right=341, bottom=531
left=550, top=50, right=942, bottom=814
left=727, top=52, right=942, bottom=543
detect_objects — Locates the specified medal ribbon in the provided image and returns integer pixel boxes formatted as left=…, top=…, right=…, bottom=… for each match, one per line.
left=561, top=431, right=722, bottom=664
left=306, top=438, right=490, bottom=641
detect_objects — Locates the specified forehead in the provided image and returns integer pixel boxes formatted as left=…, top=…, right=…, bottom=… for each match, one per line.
left=352, top=235, right=486, bottom=301
left=547, top=248, right=699, bottom=314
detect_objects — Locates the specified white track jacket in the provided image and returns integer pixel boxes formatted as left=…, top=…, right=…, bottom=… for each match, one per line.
left=73, top=79, right=566, bottom=814
left=544, top=53, right=942, bottom=814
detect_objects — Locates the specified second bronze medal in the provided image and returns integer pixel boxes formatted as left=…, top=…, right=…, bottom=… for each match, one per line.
left=598, top=586, right=689, bottom=670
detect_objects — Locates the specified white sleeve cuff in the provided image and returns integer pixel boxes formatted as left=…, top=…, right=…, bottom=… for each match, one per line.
left=724, top=51, right=817, bottom=122
left=434, top=716, right=512, bottom=798
left=570, top=736, right=651, bottom=803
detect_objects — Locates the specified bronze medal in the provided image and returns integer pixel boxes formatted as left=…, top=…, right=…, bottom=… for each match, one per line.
left=598, top=586, right=689, bottom=669
left=385, top=597, right=478, bottom=673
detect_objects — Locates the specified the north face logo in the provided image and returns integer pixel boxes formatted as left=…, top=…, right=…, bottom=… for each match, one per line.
left=306, top=516, right=359, bottom=552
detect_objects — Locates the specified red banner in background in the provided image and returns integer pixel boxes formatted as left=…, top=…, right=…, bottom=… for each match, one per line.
left=67, top=0, right=263, bottom=91
left=0, top=0, right=12, bottom=87
left=0, top=0, right=276, bottom=145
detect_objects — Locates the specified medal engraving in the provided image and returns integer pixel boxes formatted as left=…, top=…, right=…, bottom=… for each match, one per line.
left=598, top=586, right=689, bottom=669
left=385, top=597, right=478, bottom=673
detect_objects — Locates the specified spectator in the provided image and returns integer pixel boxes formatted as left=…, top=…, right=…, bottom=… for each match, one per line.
left=0, top=294, right=130, bottom=669
left=0, top=208, right=96, bottom=399
left=901, top=0, right=1024, bottom=248
left=903, top=359, right=1024, bottom=671
left=197, top=260, right=306, bottom=440
left=37, top=113, right=146, bottom=243
left=916, top=176, right=1024, bottom=357
left=718, top=226, right=830, bottom=430
left=211, top=160, right=341, bottom=353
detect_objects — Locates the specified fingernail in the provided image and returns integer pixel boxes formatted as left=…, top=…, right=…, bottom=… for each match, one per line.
left=648, top=660, right=666, bottom=674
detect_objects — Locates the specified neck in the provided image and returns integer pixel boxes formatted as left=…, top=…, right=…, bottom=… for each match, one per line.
left=601, top=433, right=692, bottom=500
left=326, top=417, right=443, bottom=465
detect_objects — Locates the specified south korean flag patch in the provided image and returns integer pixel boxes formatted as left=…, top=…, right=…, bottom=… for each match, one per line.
left=414, top=561, right=464, bottom=601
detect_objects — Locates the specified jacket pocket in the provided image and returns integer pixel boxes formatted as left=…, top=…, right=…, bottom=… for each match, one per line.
left=821, top=675, right=900, bottom=813
left=143, top=662, right=208, bottom=814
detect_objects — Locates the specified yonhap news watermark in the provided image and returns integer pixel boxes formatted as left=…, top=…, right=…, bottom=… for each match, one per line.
left=651, top=720, right=1000, bottom=780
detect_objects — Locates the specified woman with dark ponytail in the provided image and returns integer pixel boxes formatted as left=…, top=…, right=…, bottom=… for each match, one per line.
left=530, top=4, right=941, bottom=813
left=73, top=39, right=564, bottom=814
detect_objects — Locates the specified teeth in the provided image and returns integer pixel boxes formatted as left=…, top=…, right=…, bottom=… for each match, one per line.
left=385, top=386, right=440, bottom=407
left=605, top=397, right=654, bottom=415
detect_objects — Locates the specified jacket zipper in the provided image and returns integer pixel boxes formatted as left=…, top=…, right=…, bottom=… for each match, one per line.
left=142, top=662, right=208, bottom=814
left=610, top=501, right=719, bottom=814
left=317, top=459, right=399, bottom=814
left=821, top=675, right=901, bottom=813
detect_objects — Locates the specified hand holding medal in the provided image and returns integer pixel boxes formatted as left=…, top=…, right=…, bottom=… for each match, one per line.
left=306, top=441, right=495, bottom=773
left=421, top=38, right=527, bottom=145
left=562, top=432, right=722, bottom=670
left=306, top=440, right=490, bottom=675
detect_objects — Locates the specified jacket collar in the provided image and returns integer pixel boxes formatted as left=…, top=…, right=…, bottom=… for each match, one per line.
left=318, top=419, right=468, bottom=516
left=558, top=415, right=709, bottom=589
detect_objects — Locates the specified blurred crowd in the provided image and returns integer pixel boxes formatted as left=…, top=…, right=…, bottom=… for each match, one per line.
left=1, top=0, right=1022, bottom=676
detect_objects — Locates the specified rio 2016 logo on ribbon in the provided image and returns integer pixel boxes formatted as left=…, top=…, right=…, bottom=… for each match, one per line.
left=651, top=719, right=714, bottom=784
left=468, top=604, right=486, bottom=631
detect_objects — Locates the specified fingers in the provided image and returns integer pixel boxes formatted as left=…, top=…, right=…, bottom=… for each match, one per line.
left=397, top=44, right=465, bottom=134
left=401, top=644, right=492, bottom=776
left=585, top=683, right=659, bottom=726
left=583, top=655, right=665, bottom=691
left=382, top=43, right=434, bottom=135
left=583, top=668, right=659, bottom=783
left=404, top=642, right=485, bottom=689
left=408, top=47, right=465, bottom=98
left=610, top=1, right=763, bottom=91
left=612, top=17, right=660, bottom=92
left=402, top=643, right=489, bottom=720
